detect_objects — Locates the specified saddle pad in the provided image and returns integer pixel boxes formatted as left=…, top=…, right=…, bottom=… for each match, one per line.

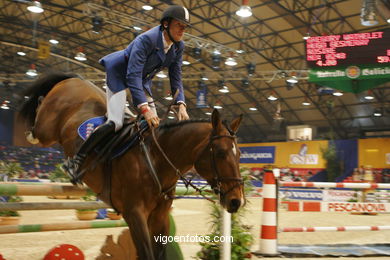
left=78, top=116, right=106, bottom=141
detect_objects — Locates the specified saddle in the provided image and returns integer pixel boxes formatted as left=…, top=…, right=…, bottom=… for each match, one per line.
left=77, top=115, right=149, bottom=161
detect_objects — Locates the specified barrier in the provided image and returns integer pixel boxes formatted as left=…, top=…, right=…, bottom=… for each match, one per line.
left=0, top=220, right=127, bottom=234
left=281, top=225, right=390, bottom=232
left=258, top=171, right=390, bottom=255
left=281, top=181, right=390, bottom=189
left=282, top=201, right=390, bottom=213
left=0, top=182, right=200, bottom=197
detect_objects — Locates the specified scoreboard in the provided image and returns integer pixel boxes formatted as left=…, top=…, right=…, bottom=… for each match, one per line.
left=306, top=30, right=390, bottom=68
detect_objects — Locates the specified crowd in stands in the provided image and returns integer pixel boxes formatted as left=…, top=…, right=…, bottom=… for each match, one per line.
left=248, top=167, right=315, bottom=182
left=351, top=166, right=390, bottom=183
left=0, top=143, right=64, bottom=179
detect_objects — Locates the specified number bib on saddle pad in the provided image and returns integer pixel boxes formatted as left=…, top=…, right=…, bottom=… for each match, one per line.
left=77, top=116, right=106, bottom=140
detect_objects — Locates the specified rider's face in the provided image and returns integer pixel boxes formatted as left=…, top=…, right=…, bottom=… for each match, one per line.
left=166, top=19, right=187, bottom=42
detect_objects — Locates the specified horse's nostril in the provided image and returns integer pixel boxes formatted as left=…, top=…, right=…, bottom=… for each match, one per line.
left=230, top=199, right=241, bottom=211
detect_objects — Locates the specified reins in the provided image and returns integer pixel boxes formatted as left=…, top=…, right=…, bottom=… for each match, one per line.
left=150, top=127, right=215, bottom=202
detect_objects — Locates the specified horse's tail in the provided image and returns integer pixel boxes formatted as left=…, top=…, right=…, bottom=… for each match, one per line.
left=19, top=72, right=81, bottom=128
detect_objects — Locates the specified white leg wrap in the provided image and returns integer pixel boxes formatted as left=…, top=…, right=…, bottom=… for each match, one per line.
left=106, top=88, right=126, bottom=131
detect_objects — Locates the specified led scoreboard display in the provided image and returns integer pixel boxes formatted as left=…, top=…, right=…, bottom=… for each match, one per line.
left=306, top=30, right=390, bottom=68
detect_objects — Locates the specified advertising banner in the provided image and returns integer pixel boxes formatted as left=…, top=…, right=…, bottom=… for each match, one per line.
left=280, top=188, right=323, bottom=201
left=239, top=146, right=275, bottom=164
left=323, top=202, right=390, bottom=213
left=323, top=190, right=357, bottom=202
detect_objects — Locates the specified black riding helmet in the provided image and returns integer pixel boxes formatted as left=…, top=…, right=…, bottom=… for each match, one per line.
left=160, top=5, right=190, bottom=43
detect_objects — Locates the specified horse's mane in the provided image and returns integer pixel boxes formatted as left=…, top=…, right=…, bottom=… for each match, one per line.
left=158, top=119, right=210, bottom=134
left=19, top=72, right=82, bottom=128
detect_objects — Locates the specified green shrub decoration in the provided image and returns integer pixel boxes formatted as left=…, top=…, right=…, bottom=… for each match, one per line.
left=196, top=168, right=253, bottom=259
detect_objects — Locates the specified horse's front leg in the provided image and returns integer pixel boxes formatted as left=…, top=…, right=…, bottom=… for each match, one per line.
left=123, top=205, right=155, bottom=260
left=148, top=199, right=173, bottom=260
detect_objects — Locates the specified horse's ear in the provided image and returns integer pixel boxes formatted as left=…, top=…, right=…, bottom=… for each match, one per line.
left=211, top=109, right=222, bottom=132
left=230, top=114, right=243, bottom=133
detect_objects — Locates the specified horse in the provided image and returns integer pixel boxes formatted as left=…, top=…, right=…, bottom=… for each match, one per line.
left=18, top=72, right=244, bottom=260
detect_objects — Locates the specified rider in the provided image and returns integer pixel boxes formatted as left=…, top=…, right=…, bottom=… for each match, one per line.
left=63, top=5, right=190, bottom=180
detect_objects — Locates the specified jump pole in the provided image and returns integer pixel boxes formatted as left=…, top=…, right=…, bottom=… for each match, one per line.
left=0, top=220, right=127, bottom=234
left=281, top=225, right=390, bottom=232
left=258, top=169, right=279, bottom=255
left=0, top=182, right=203, bottom=197
left=220, top=209, right=231, bottom=260
left=280, top=181, right=390, bottom=189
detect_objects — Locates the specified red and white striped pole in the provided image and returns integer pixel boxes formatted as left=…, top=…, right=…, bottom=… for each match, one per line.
left=259, top=168, right=279, bottom=255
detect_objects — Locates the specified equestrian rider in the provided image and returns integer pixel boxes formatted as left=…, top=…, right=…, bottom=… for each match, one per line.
left=63, top=5, right=190, bottom=179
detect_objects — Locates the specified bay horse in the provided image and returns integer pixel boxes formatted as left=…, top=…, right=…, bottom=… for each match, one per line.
left=19, top=73, right=244, bottom=260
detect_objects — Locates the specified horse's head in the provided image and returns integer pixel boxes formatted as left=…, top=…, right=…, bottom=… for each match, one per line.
left=194, top=109, right=244, bottom=213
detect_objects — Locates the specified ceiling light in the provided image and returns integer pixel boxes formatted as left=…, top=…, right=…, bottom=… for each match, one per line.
left=364, top=90, right=374, bottom=100
left=168, top=116, right=175, bottom=119
left=241, top=78, right=250, bottom=88
left=373, top=108, right=382, bottom=117
left=303, top=33, right=310, bottom=40
left=17, top=51, right=26, bottom=56
left=92, top=16, right=103, bottom=34
left=219, top=86, right=229, bottom=93
left=236, top=0, right=252, bottom=17
left=165, top=93, right=173, bottom=100
left=247, top=63, right=255, bottom=76
left=27, top=1, right=44, bottom=13
left=213, top=104, right=223, bottom=109
left=1, top=104, right=10, bottom=110
left=49, top=39, right=59, bottom=44
left=267, top=92, right=278, bottom=101
left=193, top=47, right=202, bottom=59
left=26, top=64, right=38, bottom=77
left=286, top=75, right=298, bottom=84
left=205, top=112, right=212, bottom=115
left=225, top=57, right=237, bottom=66
left=302, top=98, right=311, bottom=106
left=157, top=71, right=167, bottom=78
left=236, top=49, right=245, bottom=54
left=133, top=26, right=142, bottom=31
left=182, top=60, right=190, bottom=65
left=361, top=0, right=378, bottom=26
left=249, top=107, right=257, bottom=111
left=201, top=76, right=208, bottom=81
left=142, top=5, right=153, bottom=11
left=213, top=49, right=221, bottom=56
left=333, top=90, right=343, bottom=96
left=387, top=18, right=390, bottom=23
left=74, top=48, right=87, bottom=61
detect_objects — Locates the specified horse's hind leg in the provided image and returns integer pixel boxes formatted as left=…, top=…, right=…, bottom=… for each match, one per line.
left=123, top=207, right=155, bottom=260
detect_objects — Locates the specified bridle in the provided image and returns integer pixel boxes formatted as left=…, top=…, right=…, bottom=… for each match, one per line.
left=208, top=123, right=244, bottom=199
left=149, top=120, right=243, bottom=201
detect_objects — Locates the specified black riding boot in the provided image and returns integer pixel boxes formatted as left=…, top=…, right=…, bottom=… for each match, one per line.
left=63, top=121, right=115, bottom=183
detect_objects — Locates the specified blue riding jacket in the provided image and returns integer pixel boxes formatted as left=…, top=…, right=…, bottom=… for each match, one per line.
left=99, top=25, right=185, bottom=107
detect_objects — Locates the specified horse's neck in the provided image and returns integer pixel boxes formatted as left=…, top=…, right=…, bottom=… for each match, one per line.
left=156, top=123, right=210, bottom=171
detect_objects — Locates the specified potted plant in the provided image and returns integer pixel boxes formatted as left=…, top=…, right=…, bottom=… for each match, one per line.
left=196, top=168, right=254, bottom=259
left=75, top=191, right=98, bottom=220
left=106, top=208, right=122, bottom=220
left=0, top=161, right=24, bottom=181
left=0, top=196, right=23, bottom=225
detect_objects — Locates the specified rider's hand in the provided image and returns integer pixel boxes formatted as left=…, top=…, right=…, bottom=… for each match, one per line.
left=177, top=103, right=189, bottom=121
left=140, top=105, right=160, bottom=128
